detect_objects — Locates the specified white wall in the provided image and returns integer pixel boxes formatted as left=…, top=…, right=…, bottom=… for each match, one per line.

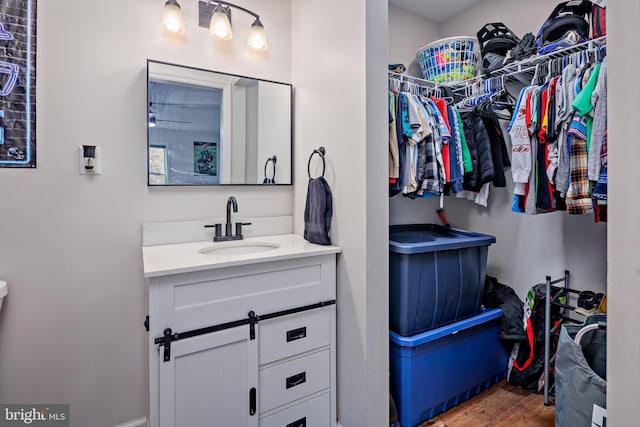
left=231, top=84, right=248, bottom=182
left=388, top=5, right=439, bottom=78
left=0, top=1, right=292, bottom=426
left=292, top=0, right=389, bottom=425
left=388, top=0, right=607, bottom=300
left=439, top=0, right=559, bottom=40
left=608, top=1, right=640, bottom=424
left=245, top=83, right=260, bottom=183
left=257, top=81, right=291, bottom=184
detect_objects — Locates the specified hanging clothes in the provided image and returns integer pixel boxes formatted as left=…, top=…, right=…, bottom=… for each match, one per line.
left=386, top=51, right=608, bottom=217
left=461, top=112, right=495, bottom=192
left=589, top=57, right=607, bottom=182
left=496, top=48, right=607, bottom=221
left=389, top=91, right=400, bottom=181
left=565, top=114, right=593, bottom=215
left=508, top=86, right=534, bottom=195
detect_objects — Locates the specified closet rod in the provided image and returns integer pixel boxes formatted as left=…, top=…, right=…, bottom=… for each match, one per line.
left=388, top=71, right=438, bottom=89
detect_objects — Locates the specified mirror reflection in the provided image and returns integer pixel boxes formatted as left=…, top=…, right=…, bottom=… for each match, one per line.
left=147, top=60, right=292, bottom=185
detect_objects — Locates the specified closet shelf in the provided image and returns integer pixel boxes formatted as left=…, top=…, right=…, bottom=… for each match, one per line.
left=389, top=36, right=606, bottom=92
left=490, top=36, right=606, bottom=77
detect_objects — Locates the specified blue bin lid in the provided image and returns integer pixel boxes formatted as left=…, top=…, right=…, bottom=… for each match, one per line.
left=389, top=224, right=496, bottom=254
left=390, top=308, right=503, bottom=347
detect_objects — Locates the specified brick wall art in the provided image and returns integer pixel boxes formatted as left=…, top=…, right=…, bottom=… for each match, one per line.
left=0, top=0, right=36, bottom=168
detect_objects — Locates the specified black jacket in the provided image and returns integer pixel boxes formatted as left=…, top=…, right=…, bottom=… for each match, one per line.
left=461, top=113, right=494, bottom=191
left=483, top=276, right=526, bottom=343
left=482, top=116, right=511, bottom=188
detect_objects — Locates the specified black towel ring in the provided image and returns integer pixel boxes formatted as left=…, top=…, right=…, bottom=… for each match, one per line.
left=263, top=155, right=277, bottom=184
left=307, top=147, right=326, bottom=179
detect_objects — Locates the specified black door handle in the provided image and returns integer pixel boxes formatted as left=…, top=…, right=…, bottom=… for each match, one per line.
left=249, top=387, right=256, bottom=416
left=285, top=372, right=306, bottom=389
left=286, top=416, right=307, bottom=427
left=286, top=326, right=307, bottom=342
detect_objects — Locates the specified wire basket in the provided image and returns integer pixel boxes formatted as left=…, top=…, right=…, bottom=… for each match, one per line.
left=417, top=36, right=480, bottom=84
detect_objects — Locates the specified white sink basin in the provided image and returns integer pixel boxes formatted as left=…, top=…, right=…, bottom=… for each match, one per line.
left=198, top=241, right=280, bottom=256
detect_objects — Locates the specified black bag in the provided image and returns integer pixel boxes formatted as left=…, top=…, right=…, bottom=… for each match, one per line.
left=508, top=283, right=565, bottom=392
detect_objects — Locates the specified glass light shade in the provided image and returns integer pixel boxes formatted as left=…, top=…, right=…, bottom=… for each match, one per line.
left=247, top=19, right=268, bottom=51
left=161, top=2, right=185, bottom=34
left=209, top=9, right=233, bottom=40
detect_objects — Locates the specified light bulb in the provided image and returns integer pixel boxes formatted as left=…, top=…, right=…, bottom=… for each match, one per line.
left=209, top=6, right=233, bottom=40
left=247, top=18, right=268, bottom=51
left=161, top=0, right=185, bottom=34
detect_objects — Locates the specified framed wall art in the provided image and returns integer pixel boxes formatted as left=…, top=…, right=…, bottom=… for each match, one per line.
left=0, top=0, right=36, bottom=168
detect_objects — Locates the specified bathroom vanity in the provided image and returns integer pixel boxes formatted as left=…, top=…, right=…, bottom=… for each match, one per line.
left=143, top=230, right=340, bottom=427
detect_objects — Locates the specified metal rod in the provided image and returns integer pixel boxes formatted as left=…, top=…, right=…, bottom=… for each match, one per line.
left=204, top=0, right=259, bottom=19
left=388, top=71, right=438, bottom=89
left=553, top=302, right=577, bottom=311
left=549, top=276, right=567, bottom=285
left=544, top=275, right=551, bottom=406
left=217, top=0, right=259, bottom=18
left=551, top=286, right=581, bottom=295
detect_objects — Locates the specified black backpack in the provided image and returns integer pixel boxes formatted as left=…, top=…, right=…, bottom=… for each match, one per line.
left=508, top=283, right=565, bottom=392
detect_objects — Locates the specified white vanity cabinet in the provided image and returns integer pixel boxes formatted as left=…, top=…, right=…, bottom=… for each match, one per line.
left=144, top=236, right=339, bottom=427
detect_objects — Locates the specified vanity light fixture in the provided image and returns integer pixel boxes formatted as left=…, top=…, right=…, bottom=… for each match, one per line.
left=161, top=0, right=268, bottom=52
left=161, top=0, right=186, bottom=34
left=246, top=17, right=268, bottom=51
left=208, top=2, right=233, bottom=40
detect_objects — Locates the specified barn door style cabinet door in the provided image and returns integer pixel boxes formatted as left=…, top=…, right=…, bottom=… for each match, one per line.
left=158, top=324, right=259, bottom=427
left=144, top=245, right=338, bottom=427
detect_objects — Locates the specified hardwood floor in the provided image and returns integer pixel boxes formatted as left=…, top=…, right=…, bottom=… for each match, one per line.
left=416, top=380, right=555, bottom=427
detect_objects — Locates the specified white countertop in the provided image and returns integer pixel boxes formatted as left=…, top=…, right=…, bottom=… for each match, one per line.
left=143, top=234, right=341, bottom=278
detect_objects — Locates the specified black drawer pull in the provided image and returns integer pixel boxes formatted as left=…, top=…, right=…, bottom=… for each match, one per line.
left=286, top=326, right=307, bottom=342
left=285, top=372, right=306, bottom=389
left=249, top=387, right=256, bottom=416
left=286, top=416, right=307, bottom=427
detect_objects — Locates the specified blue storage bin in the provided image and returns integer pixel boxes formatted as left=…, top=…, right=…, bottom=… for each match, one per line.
left=389, top=224, right=496, bottom=336
left=390, top=308, right=508, bottom=427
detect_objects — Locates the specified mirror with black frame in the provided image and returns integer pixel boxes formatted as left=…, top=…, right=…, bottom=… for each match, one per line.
left=147, top=60, right=292, bottom=186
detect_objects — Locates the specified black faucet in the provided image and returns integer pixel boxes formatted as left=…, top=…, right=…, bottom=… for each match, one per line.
left=225, top=196, right=238, bottom=237
left=204, top=196, right=251, bottom=242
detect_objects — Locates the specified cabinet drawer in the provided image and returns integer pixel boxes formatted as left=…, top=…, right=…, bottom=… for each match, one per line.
left=157, top=255, right=336, bottom=333
left=260, top=392, right=330, bottom=427
left=259, top=307, right=332, bottom=365
left=259, top=350, right=330, bottom=413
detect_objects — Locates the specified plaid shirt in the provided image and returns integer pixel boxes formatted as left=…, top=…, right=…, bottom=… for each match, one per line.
left=566, top=114, right=593, bottom=214
left=421, top=134, right=440, bottom=194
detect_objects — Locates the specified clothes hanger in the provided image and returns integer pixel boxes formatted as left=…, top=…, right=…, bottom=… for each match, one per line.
left=531, top=64, right=541, bottom=86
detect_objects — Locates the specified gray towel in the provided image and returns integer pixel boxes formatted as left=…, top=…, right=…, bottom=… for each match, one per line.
left=304, top=177, right=332, bottom=245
